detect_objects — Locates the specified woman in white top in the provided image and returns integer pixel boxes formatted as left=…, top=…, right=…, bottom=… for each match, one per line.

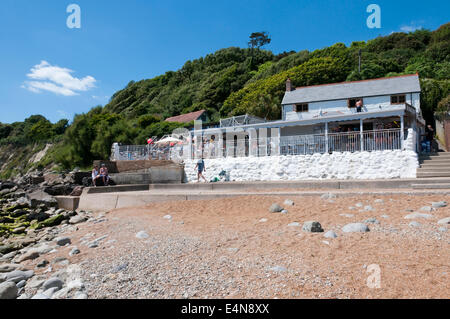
left=92, top=165, right=100, bottom=187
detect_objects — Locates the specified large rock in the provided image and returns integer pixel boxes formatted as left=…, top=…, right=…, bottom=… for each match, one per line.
left=16, top=250, right=40, bottom=263
left=26, top=190, right=58, bottom=209
left=342, top=223, right=370, bottom=233
left=0, top=182, right=17, bottom=191
left=44, top=185, right=74, bottom=196
left=0, top=264, right=24, bottom=273
left=69, top=215, right=87, bottom=225
left=302, top=221, right=324, bottom=233
left=42, top=278, right=64, bottom=291
left=269, top=204, right=284, bottom=213
left=0, top=281, right=18, bottom=299
left=0, top=270, right=34, bottom=283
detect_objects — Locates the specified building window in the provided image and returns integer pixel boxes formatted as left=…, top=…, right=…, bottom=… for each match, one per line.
left=295, top=103, right=308, bottom=112
left=348, top=98, right=363, bottom=108
left=391, top=94, right=406, bottom=104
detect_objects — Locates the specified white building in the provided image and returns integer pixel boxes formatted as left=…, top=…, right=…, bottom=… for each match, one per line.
left=179, top=74, right=424, bottom=182
left=116, top=74, right=425, bottom=181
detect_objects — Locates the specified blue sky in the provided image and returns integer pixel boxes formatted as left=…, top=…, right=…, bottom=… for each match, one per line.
left=0, top=0, right=448, bottom=124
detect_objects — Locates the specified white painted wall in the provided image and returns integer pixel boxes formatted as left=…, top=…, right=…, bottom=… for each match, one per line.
left=183, top=129, right=418, bottom=182
left=283, top=93, right=421, bottom=121
left=183, top=150, right=418, bottom=182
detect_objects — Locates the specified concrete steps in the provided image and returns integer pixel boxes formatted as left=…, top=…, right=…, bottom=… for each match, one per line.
left=417, top=152, right=450, bottom=178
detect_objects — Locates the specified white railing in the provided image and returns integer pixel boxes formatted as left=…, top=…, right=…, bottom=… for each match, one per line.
left=169, top=129, right=404, bottom=160
left=112, top=145, right=172, bottom=161
left=112, top=129, right=405, bottom=161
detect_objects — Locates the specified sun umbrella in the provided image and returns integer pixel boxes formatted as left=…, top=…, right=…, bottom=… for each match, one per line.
left=155, top=137, right=182, bottom=145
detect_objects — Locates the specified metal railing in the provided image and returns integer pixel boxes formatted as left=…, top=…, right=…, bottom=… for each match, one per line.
left=112, top=145, right=172, bottom=161
left=171, top=128, right=403, bottom=159
left=112, top=129, right=404, bottom=161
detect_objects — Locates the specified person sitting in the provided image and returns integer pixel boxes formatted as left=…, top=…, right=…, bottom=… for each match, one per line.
left=356, top=100, right=363, bottom=113
left=92, top=165, right=100, bottom=187
left=99, top=164, right=110, bottom=186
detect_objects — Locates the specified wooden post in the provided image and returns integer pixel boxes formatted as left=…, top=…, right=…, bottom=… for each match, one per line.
left=325, top=122, right=329, bottom=153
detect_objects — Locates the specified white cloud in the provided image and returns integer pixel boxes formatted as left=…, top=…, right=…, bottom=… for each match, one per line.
left=400, top=22, right=423, bottom=33
left=22, top=61, right=96, bottom=96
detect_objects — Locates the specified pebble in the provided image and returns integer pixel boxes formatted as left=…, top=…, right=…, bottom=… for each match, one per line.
left=288, top=222, right=300, bottom=227
left=342, top=223, right=370, bottom=233
left=16, top=280, right=26, bottom=289
left=324, top=230, right=338, bottom=239
left=36, top=260, right=49, bottom=268
left=404, top=212, right=433, bottom=219
left=69, top=247, right=80, bottom=256
left=374, top=199, right=384, bottom=204
left=409, top=221, right=421, bottom=228
left=431, top=201, right=447, bottom=208
left=420, top=206, right=434, bottom=212
left=284, top=199, right=295, bottom=206
left=163, top=215, right=172, bottom=220
left=364, top=218, right=380, bottom=224
left=259, top=218, right=268, bottom=223
left=302, top=221, right=324, bottom=233
left=281, top=210, right=289, bottom=214
left=269, top=266, right=287, bottom=273
left=136, top=231, right=150, bottom=239
left=55, top=237, right=71, bottom=246
left=269, top=204, right=283, bottom=213
left=437, top=217, right=450, bottom=225
left=340, top=214, right=354, bottom=218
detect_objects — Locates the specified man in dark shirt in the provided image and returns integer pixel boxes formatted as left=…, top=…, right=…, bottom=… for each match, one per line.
left=426, top=125, right=435, bottom=153
left=194, top=158, right=207, bottom=183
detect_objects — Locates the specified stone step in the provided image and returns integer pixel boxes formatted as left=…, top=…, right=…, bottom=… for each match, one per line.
left=420, top=159, right=450, bottom=165
left=420, top=163, right=450, bottom=169
left=417, top=171, right=450, bottom=178
left=412, top=183, right=450, bottom=189
left=419, top=153, right=450, bottom=160
left=417, top=167, right=450, bottom=172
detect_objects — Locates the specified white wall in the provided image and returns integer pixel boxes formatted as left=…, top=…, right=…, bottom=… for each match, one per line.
left=183, top=150, right=418, bottom=182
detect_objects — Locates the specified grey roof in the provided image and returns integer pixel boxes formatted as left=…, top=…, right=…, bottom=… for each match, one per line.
left=282, top=75, right=421, bottom=105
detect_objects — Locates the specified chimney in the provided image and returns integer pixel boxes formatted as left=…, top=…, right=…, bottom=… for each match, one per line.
left=286, top=78, right=293, bottom=92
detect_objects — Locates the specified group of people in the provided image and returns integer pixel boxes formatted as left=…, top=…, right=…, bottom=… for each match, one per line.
left=91, top=164, right=110, bottom=187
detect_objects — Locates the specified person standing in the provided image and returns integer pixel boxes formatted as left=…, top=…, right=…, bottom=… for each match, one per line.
left=425, top=124, right=435, bottom=153
left=194, top=158, right=207, bottom=183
